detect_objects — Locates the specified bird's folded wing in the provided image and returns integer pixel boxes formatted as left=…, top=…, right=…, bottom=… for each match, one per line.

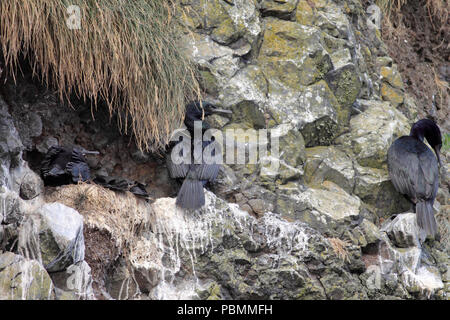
left=418, top=151, right=439, bottom=200
left=387, top=145, right=419, bottom=199
left=41, top=146, right=64, bottom=177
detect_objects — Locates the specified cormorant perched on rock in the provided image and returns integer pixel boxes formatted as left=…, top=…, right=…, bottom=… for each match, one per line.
left=387, top=119, right=442, bottom=238
left=167, top=101, right=232, bottom=209
left=41, top=146, right=99, bottom=186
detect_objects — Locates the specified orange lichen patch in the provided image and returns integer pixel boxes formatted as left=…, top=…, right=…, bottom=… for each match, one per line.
left=328, top=237, right=351, bottom=262
left=381, top=83, right=404, bottom=106
left=380, top=66, right=404, bottom=89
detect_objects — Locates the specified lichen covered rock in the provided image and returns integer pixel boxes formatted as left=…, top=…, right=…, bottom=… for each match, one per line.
left=304, top=146, right=355, bottom=193
left=148, top=191, right=369, bottom=300
left=335, top=99, right=410, bottom=168
left=0, top=252, right=55, bottom=300
left=381, top=213, right=424, bottom=248
left=50, top=261, right=94, bottom=300
left=38, top=202, right=85, bottom=272
left=353, top=164, right=411, bottom=217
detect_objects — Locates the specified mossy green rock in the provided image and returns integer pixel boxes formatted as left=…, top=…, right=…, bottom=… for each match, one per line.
left=354, top=164, right=411, bottom=218
left=322, top=32, right=349, bottom=52
left=220, top=65, right=268, bottom=108
left=295, top=0, right=315, bottom=26
left=359, top=219, right=382, bottom=245
left=325, top=64, right=362, bottom=112
left=296, top=81, right=342, bottom=147
left=319, top=269, right=368, bottom=299
left=184, top=0, right=260, bottom=45
left=50, top=261, right=94, bottom=300
left=0, top=252, right=55, bottom=300
left=399, top=94, right=419, bottom=121
left=38, top=203, right=85, bottom=273
left=258, top=18, right=331, bottom=88
left=376, top=56, right=393, bottom=68
left=259, top=123, right=306, bottom=185
left=260, top=0, right=298, bottom=17
left=295, top=0, right=330, bottom=26
left=199, top=70, right=219, bottom=95
left=304, top=145, right=355, bottom=193
left=282, top=182, right=361, bottom=232
left=330, top=48, right=353, bottom=69
left=230, top=100, right=266, bottom=129
left=313, top=1, right=352, bottom=38
left=203, top=0, right=244, bottom=45
left=273, top=123, right=307, bottom=167
left=335, top=99, right=410, bottom=168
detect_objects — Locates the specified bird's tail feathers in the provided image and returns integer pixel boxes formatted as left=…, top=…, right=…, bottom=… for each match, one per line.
left=416, top=201, right=437, bottom=238
left=176, top=179, right=205, bottom=210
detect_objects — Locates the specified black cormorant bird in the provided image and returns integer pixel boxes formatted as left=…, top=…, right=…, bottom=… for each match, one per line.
left=167, top=101, right=232, bottom=209
left=41, top=146, right=99, bottom=186
left=387, top=119, right=442, bottom=238
left=41, top=145, right=150, bottom=199
left=93, top=175, right=149, bottom=198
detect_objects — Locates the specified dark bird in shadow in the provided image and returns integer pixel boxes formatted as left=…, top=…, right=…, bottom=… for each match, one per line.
left=41, top=145, right=150, bottom=199
left=387, top=118, right=442, bottom=239
left=167, top=101, right=232, bottom=210
left=41, top=145, right=98, bottom=186
left=93, top=175, right=149, bottom=199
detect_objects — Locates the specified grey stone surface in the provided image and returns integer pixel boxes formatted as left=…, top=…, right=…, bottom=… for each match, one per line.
left=50, top=261, right=94, bottom=300
left=38, top=202, right=85, bottom=272
left=0, top=252, right=55, bottom=300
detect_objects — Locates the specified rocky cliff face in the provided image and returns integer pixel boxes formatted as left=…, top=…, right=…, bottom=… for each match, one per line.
left=0, top=0, right=448, bottom=300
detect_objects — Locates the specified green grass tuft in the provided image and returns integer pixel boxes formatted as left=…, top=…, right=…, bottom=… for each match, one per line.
left=443, top=133, right=450, bottom=152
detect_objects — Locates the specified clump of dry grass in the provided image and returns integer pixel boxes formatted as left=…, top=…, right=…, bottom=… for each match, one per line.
left=44, top=182, right=152, bottom=250
left=328, top=237, right=351, bottom=262
left=45, top=182, right=159, bottom=299
left=0, top=0, right=200, bottom=152
left=376, top=0, right=448, bottom=25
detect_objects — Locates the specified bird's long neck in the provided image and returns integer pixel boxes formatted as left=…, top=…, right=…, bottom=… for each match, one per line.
left=409, top=120, right=443, bottom=167
left=410, top=127, right=425, bottom=142
left=409, top=120, right=441, bottom=146
left=185, top=119, right=209, bottom=135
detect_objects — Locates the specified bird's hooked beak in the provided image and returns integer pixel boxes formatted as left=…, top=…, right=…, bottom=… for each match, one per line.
left=80, top=148, right=100, bottom=156
left=196, top=102, right=232, bottom=120
left=209, top=106, right=233, bottom=116
left=434, top=145, right=442, bottom=168
left=84, top=150, right=100, bottom=155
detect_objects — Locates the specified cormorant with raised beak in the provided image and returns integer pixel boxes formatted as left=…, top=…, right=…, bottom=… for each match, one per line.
left=167, top=101, right=232, bottom=210
left=387, top=119, right=442, bottom=238
left=41, top=145, right=150, bottom=199
left=41, top=145, right=99, bottom=186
